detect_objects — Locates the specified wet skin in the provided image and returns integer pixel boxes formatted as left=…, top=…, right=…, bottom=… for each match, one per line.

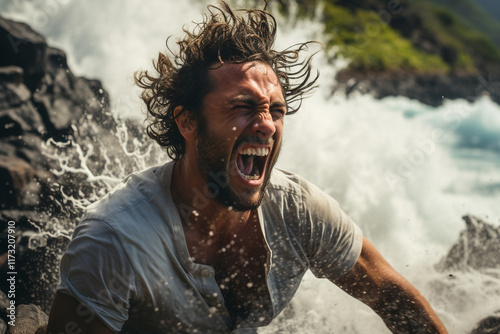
left=196, top=61, right=286, bottom=211
left=171, top=61, right=286, bottom=322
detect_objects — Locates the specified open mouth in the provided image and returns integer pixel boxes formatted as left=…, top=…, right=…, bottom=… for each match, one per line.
left=236, top=146, right=271, bottom=181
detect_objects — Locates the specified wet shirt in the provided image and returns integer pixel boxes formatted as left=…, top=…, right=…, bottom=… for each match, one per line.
left=57, top=161, right=363, bottom=333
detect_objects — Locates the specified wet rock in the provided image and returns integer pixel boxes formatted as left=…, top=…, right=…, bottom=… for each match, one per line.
left=335, top=70, right=500, bottom=107
left=436, top=215, right=500, bottom=272
left=0, top=290, right=8, bottom=323
left=0, top=12, right=151, bottom=320
left=0, top=156, right=35, bottom=210
left=470, top=311, right=500, bottom=334
left=0, top=80, right=44, bottom=137
left=0, top=66, right=23, bottom=85
left=0, top=14, right=113, bottom=315
left=0, top=16, right=47, bottom=90
left=0, top=211, right=70, bottom=313
left=12, top=236, right=69, bottom=313
left=5, top=304, right=48, bottom=334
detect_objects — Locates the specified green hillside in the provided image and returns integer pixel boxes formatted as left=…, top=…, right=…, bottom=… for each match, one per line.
left=275, top=0, right=500, bottom=74
left=428, top=0, right=500, bottom=47
left=322, top=3, right=449, bottom=72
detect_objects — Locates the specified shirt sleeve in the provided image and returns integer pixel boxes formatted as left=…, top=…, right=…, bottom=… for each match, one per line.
left=57, top=219, right=138, bottom=332
left=301, top=180, right=363, bottom=280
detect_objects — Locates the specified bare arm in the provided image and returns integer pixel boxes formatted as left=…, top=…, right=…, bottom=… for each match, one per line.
left=46, top=292, right=116, bottom=334
left=332, top=237, right=448, bottom=333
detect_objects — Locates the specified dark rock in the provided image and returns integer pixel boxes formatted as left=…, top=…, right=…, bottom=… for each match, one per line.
left=0, top=80, right=44, bottom=137
left=0, top=211, right=70, bottom=313
left=0, top=15, right=117, bottom=314
left=470, top=311, right=500, bottom=334
left=11, top=234, right=69, bottom=313
left=0, top=156, right=35, bottom=210
left=335, top=69, right=500, bottom=106
left=5, top=304, right=48, bottom=334
left=0, top=290, right=8, bottom=322
left=0, top=16, right=47, bottom=91
left=87, top=79, right=110, bottom=109
left=0, top=115, right=23, bottom=138
left=327, top=0, right=500, bottom=107
left=0, top=66, right=23, bottom=85
left=435, top=215, right=500, bottom=272
left=0, top=10, right=162, bottom=321
left=32, top=95, right=74, bottom=138
left=0, top=71, right=31, bottom=105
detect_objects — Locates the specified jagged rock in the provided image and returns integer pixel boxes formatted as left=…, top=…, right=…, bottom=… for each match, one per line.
left=0, top=290, right=8, bottom=322
left=0, top=15, right=111, bottom=139
left=5, top=304, right=48, bottom=334
left=0, top=66, right=23, bottom=84
left=335, top=70, right=500, bottom=107
left=0, top=156, right=35, bottom=210
left=0, top=291, right=7, bottom=334
left=436, top=215, right=500, bottom=272
left=0, top=210, right=70, bottom=313
left=0, top=16, right=47, bottom=90
left=470, top=311, right=500, bottom=334
left=0, top=77, right=44, bottom=137
left=0, top=14, right=115, bottom=315
left=13, top=236, right=69, bottom=313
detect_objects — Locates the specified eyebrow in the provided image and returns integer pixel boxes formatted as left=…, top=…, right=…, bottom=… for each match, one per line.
left=227, top=95, right=287, bottom=109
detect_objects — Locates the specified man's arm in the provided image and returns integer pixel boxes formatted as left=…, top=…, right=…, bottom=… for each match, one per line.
left=46, top=292, right=116, bottom=334
left=331, top=237, right=448, bottom=333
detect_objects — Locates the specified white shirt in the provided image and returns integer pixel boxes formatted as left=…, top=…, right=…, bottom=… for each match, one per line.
left=57, top=161, right=362, bottom=333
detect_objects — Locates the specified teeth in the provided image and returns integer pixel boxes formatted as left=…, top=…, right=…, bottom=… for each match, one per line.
left=237, top=168, right=260, bottom=180
left=240, top=147, right=269, bottom=156
left=236, top=145, right=272, bottom=180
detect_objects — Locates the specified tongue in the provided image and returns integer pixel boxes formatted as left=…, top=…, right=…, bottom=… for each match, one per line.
left=237, top=154, right=254, bottom=175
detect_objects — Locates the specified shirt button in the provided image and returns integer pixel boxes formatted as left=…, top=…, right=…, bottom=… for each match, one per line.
left=200, top=268, right=212, bottom=277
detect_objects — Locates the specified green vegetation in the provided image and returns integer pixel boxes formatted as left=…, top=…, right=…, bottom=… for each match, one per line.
left=413, top=1, right=500, bottom=66
left=428, top=0, right=500, bottom=47
left=322, top=2, right=449, bottom=72
left=275, top=0, right=500, bottom=74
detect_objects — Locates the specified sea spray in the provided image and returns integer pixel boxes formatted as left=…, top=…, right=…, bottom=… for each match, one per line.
left=2, top=0, right=500, bottom=332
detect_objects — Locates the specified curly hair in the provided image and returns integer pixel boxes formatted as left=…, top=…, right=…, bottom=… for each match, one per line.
left=134, top=1, right=319, bottom=160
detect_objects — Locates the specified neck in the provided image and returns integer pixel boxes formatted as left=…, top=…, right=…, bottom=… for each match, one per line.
left=170, top=157, right=253, bottom=238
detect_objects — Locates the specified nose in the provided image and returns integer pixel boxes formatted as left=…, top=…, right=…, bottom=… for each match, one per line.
left=251, top=111, right=276, bottom=139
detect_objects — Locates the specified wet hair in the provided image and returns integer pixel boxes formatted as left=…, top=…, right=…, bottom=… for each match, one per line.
left=134, top=1, right=319, bottom=160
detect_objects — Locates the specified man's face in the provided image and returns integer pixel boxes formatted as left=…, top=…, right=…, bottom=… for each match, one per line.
left=195, top=61, right=286, bottom=211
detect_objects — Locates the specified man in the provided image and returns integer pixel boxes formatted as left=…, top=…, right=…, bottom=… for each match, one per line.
left=47, top=2, right=448, bottom=333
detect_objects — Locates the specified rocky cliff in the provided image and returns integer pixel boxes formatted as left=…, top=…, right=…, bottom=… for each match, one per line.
left=0, top=14, right=129, bottom=333
left=282, top=0, right=500, bottom=106
left=436, top=215, right=500, bottom=334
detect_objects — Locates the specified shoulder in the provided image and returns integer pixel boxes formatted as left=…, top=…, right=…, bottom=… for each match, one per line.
left=267, top=168, right=312, bottom=197
left=263, top=168, right=348, bottom=238
left=264, top=168, right=360, bottom=240
left=75, top=162, right=178, bottom=253
left=266, top=168, right=341, bottom=210
left=65, top=219, right=129, bottom=264
left=83, top=162, right=171, bottom=223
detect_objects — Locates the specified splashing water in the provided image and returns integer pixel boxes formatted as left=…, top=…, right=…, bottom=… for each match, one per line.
left=2, top=0, right=500, bottom=332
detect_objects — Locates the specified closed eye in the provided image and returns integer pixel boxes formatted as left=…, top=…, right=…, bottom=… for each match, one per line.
left=234, top=104, right=252, bottom=110
left=271, top=106, right=286, bottom=120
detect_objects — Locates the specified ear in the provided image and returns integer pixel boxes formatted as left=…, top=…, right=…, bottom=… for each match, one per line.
left=174, top=106, right=197, bottom=142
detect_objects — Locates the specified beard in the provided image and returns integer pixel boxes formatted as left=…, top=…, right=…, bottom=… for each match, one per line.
left=196, top=124, right=280, bottom=212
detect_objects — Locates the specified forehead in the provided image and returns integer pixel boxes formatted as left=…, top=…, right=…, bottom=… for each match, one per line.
left=207, top=61, right=283, bottom=100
